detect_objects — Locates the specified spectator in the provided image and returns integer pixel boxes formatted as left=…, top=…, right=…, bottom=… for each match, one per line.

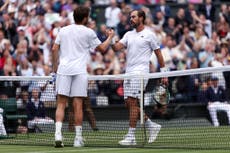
left=104, top=0, right=121, bottom=30
left=0, top=108, right=7, bottom=136
left=97, top=24, right=108, bottom=42
left=40, top=65, right=56, bottom=107
left=27, top=41, right=43, bottom=64
left=13, top=40, right=27, bottom=66
left=223, top=55, right=230, bottom=101
left=187, top=57, right=201, bottom=102
left=191, top=11, right=212, bottom=38
left=184, top=3, right=196, bottom=30
left=117, top=12, right=131, bottom=39
left=211, top=31, right=221, bottom=47
left=12, top=26, right=29, bottom=49
left=216, top=14, right=229, bottom=39
left=0, top=0, right=228, bottom=109
left=26, top=88, right=54, bottom=132
left=17, top=90, right=29, bottom=109
left=219, top=4, right=228, bottom=21
left=198, top=39, right=215, bottom=68
left=130, top=0, right=142, bottom=10
left=206, top=76, right=230, bottom=127
left=197, top=77, right=209, bottom=103
left=193, top=25, right=208, bottom=50
left=175, top=8, right=187, bottom=28
left=198, top=0, right=216, bottom=23
left=153, top=10, right=165, bottom=28
left=153, top=0, right=171, bottom=21
left=93, top=63, right=110, bottom=96
left=103, top=49, right=120, bottom=75
left=2, top=13, right=17, bottom=48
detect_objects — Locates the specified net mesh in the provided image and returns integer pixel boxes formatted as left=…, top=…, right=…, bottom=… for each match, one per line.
left=0, top=66, right=230, bottom=149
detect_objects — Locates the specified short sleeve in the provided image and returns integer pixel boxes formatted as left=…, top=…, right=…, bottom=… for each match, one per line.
left=150, top=33, right=160, bottom=51
left=89, top=29, right=101, bottom=50
left=119, top=32, right=128, bottom=47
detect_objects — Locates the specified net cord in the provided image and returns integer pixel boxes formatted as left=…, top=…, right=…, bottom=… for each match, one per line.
left=0, top=66, right=229, bottom=81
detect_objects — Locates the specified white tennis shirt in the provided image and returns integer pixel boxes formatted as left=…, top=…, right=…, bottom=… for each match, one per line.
left=119, top=27, right=160, bottom=74
left=55, top=24, right=101, bottom=75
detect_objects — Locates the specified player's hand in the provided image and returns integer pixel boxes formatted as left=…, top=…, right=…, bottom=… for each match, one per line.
left=50, top=72, right=56, bottom=84
left=106, top=28, right=115, bottom=38
left=160, top=67, right=169, bottom=85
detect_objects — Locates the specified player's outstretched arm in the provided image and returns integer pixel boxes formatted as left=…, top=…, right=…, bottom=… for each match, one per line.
left=111, top=36, right=125, bottom=52
left=96, top=29, right=115, bottom=53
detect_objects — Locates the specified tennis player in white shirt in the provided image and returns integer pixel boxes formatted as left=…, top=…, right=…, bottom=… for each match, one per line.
left=52, top=6, right=114, bottom=148
left=112, top=9, right=168, bottom=146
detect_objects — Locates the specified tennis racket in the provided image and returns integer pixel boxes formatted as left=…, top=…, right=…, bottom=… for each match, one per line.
left=152, top=83, right=170, bottom=106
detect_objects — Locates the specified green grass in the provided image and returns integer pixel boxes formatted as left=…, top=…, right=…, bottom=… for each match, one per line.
left=0, top=145, right=230, bottom=153
left=1, top=126, right=230, bottom=150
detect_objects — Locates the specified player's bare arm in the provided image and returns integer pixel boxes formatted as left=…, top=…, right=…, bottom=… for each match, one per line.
left=96, top=29, right=115, bottom=53
left=52, top=43, right=59, bottom=73
left=154, top=48, right=168, bottom=84
left=154, top=49, right=165, bottom=68
left=111, top=41, right=125, bottom=51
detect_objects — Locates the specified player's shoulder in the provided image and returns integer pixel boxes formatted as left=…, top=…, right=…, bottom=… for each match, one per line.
left=124, top=29, right=135, bottom=36
left=76, top=25, right=95, bottom=34
left=60, top=24, right=73, bottom=30
left=143, top=27, right=155, bottom=35
left=58, top=24, right=74, bottom=33
left=61, top=24, right=94, bottom=33
left=143, top=27, right=157, bottom=38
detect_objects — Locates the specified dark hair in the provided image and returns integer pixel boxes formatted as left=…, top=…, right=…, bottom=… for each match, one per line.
left=73, top=6, right=90, bottom=24
left=130, top=9, right=146, bottom=24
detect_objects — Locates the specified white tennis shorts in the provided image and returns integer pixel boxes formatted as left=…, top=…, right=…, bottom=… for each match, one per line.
left=56, top=74, right=88, bottom=97
left=124, top=78, right=148, bottom=99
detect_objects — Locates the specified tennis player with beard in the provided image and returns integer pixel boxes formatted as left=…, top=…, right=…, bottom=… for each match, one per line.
left=112, top=9, right=168, bottom=146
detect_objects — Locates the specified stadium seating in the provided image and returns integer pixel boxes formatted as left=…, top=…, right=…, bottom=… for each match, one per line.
left=0, top=98, right=27, bottom=135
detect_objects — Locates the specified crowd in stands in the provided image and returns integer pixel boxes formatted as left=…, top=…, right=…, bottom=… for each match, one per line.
left=0, top=0, right=229, bottom=105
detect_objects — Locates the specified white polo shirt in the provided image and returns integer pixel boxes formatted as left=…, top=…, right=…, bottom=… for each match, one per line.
left=120, top=27, right=160, bottom=74
left=55, top=24, right=101, bottom=75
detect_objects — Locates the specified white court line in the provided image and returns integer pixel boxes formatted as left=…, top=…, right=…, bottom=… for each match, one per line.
left=20, top=148, right=129, bottom=153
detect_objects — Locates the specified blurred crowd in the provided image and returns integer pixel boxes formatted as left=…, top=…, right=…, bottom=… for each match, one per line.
left=0, top=0, right=229, bottom=76
left=0, top=0, right=229, bottom=104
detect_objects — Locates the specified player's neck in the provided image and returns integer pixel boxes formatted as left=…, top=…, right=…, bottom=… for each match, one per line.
left=76, top=23, right=85, bottom=26
left=135, top=24, right=145, bottom=32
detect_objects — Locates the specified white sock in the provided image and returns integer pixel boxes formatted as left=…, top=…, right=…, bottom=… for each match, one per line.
left=75, top=126, right=82, bottom=137
left=55, top=122, right=62, bottom=135
left=128, top=127, right=135, bottom=136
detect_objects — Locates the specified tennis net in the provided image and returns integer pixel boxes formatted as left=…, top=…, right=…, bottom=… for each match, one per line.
left=0, top=66, right=230, bottom=149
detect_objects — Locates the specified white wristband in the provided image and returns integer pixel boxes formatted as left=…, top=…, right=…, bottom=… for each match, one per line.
left=160, top=67, right=169, bottom=72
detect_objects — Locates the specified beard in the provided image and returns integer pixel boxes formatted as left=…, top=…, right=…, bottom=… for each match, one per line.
left=130, top=20, right=140, bottom=29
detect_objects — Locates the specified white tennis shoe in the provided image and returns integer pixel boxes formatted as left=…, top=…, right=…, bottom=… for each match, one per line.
left=73, top=136, right=84, bottom=147
left=55, top=133, right=64, bottom=148
left=147, top=122, right=161, bottom=143
left=118, top=134, right=136, bottom=146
